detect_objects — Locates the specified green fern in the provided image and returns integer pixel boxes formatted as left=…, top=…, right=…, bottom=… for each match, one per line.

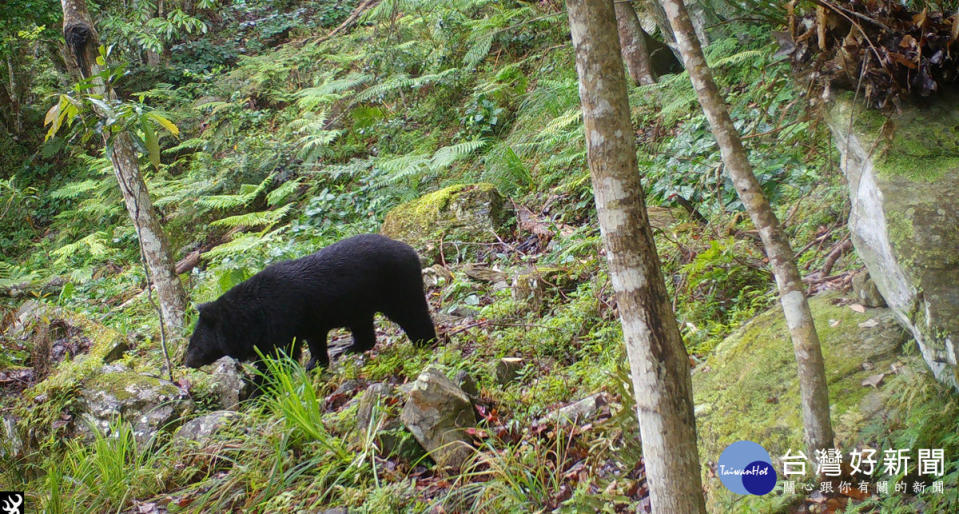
left=203, top=230, right=281, bottom=260
left=290, top=112, right=342, bottom=162
left=52, top=232, right=113, bottom=264
left=210, top=204, right=293, bottom=229
left=197, top=173, right=275, bottom=210
left=266, top=178, right=303, bottom=207
left=297, top=73, right=374, bottom=111
left=430, top=139, right=486, bottom=169
left=354, top=74, right=415, bottom=103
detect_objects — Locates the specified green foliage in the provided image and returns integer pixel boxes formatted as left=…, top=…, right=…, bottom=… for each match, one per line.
left=674, top=237, right=773, bottom=354
left=42, top=419, right=164, bottom=513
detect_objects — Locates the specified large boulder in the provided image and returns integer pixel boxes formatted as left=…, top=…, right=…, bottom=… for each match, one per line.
left=826, top=93, right=959, bottom=389
left=380, top=183, right=512, bottom=262
left=400, top=367, right=476, bottom=469
left=78, top=368, right=193, bottom=445
left=693, top=293, right=911, bottom=511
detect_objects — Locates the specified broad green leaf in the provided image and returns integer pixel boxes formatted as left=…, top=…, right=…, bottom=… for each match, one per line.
left=147, top=112, right=179, bottom=137
left=142, top=118, right=161, bottom=169
left=44, top=101, right=61, bottom=126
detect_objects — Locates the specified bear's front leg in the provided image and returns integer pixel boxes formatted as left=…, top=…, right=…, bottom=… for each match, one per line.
left=305, top=330, right=330, bottom=370
left=346, top=316, right=376, bottom=354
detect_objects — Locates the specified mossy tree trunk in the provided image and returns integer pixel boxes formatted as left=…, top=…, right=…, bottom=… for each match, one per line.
left=659, top=0, right=835, bottom=455
left=614, top=0, right=657, bottom=85
left=566, top=1, right=706, bottom=511
left=60, top=0, right=187, bottom=337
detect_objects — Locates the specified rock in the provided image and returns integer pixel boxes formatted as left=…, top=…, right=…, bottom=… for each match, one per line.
left=1, top=415, right=22, bottom=458
left=175, top=410, right=239, bottom=444
left=101, top=339, right=130, bottom=363
left=692, top=293, right=909, bottom=511
left=512, top=268, right=547, bottom=311
left=78, top=369, right=193, bottom=445
left=355, top=383, right=419, bottom=456
left=462, top=263, right=508, bottom=283
left=852, top=270, right=886, bottom=308
left=5, top=300, right=128, bottom=364
left=453, top=370, right=479, bottom=399
left=826, top=94, right=959, bottom=388
left=380, top=183, right=512, bottom=263
left=422, top=265, right=454, bottom=289
left=357, top=383, right=395, bottom=433
left=211, top=357, right=251, bottom=410
left=400, top=367, right=476, bottom=469
left=542, top=393, right=608, bottom=426
left=495, top=357, right=524, bottom=385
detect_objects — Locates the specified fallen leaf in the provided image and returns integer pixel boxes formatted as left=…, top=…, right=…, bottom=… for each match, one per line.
left=858, top=318, right=880, bottom=328
left=850, top=304, right=866, bottom=313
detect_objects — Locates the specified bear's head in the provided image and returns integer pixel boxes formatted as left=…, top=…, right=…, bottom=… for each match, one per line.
left=184, top=302, right=227, bottom=368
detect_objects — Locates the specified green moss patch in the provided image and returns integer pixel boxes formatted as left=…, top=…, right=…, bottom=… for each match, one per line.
left=693, top=293, right=911, bottom=511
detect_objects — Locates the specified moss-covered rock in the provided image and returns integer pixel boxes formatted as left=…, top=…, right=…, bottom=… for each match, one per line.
left=693, top=293, right=911, bottom=512
left=380, top=183, right=512, bottom=263
left=826, top=93, right=959, bottom=389
left=79, top=367, right=192, bottom=445
left=5, top=300, right=189, bottom=449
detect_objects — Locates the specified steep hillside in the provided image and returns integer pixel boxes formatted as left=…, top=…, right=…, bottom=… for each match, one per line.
left=2, top=1, right=958, bottom=512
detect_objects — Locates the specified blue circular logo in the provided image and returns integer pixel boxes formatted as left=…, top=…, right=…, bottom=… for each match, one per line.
left=718, top=440, right=777, bottom=495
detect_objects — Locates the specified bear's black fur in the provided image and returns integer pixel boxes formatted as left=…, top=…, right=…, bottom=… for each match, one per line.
left=184, top=234, right=436, bottom=370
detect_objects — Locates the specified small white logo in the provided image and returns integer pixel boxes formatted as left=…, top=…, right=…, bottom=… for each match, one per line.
left=0, top=493, right=23, bottom=514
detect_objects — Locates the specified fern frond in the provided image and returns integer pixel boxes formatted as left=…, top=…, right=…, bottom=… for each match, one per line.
left=536, top=109, right=582, bottom=141
left=266, top=178, right=303, bottom=206
left=709, top=49, right=763, bottom=68
left=52, top=231, right=112, bottom=263
left=355, top=74, right=415, bottom=102
left=50, top=179, right=102, bottom=199
left=162, top=137, right=207, bottom=156
left=210, top=203, right=293, bottom=229
left=202, top=234, right=268, bottom=260
left=198, top=173, right=275, bottom=210
left=377, top=153, right=431, bottom=177
left=463, top=33, right=493, bottom=68
left=430, top=140, right=486, bottom=169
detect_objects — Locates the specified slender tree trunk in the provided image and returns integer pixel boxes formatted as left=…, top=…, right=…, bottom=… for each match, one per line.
left=614, top=1, right=657, bottom=85
left=6, top=54, right=22, bottom=136
left=60, top=0, right=187, bottom=337
left=145, top=0, right=164, bottom=66
left=566, top=1, right=706, bottom=511
left=659, top=0, right=835, bottom=455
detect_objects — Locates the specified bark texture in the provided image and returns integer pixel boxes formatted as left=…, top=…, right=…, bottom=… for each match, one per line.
left=61, top=0, right=187, bottom=336
left=614, top=1, right=657, bottom=85
left=566, top=1, right=706, bottom=511
left=660, top=0, right=835, bottom=454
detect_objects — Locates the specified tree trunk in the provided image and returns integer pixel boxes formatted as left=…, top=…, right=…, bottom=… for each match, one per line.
left=659, top=0, right=835, bottom=455
left=566, top=1, right=706, bottom=512
left=614, top=1, right=657, bottom=85
left=60, top=0, right=187, bottom=337
left=6, top=54, right=23, bottom=136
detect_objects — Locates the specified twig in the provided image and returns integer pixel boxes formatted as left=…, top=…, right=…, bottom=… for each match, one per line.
left=296, top=0, right=382, bottom=47
left=820, top=237, right=852, bottom=277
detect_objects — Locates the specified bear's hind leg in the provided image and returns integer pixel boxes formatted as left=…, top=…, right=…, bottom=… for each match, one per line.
left=346, top=316, right=376, bottom=354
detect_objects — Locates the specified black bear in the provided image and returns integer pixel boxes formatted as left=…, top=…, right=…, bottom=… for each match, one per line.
left=184, top=234, right=436, bottom=370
